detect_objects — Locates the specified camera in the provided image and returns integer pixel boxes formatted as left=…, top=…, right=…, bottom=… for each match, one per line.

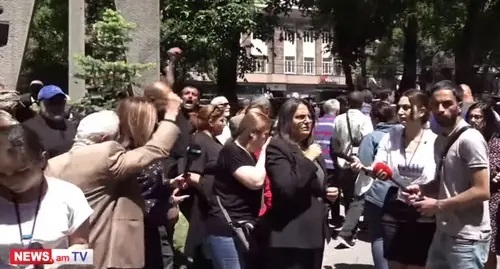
left=0, top=5, right=9, bottom=47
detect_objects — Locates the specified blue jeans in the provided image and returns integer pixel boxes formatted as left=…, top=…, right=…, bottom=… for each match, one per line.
left=427, top=230, right=490, bottom=269
left=364, top=201, right=388, bottom=269
left=206, top=235, right=244, bottom=269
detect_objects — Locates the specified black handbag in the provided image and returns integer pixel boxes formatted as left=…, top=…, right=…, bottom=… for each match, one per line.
left=216, top=195, right=258, bottom=252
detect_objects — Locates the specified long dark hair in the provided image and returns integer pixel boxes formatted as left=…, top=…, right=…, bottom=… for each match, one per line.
left=466, top=102, right=498, bottom=141
left=275, top=98, right=316, bottom=148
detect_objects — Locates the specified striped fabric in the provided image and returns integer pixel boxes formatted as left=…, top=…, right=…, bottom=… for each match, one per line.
left=314, top=115, right=336, bottom=170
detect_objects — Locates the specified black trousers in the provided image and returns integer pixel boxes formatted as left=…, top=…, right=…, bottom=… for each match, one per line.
left=265, top=248, right=324, bottom=269
left=334, top=168, right=357, bottom=212
left=143, top=217, right=175, bottom=269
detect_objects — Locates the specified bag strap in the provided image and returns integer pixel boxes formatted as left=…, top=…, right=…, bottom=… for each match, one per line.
left=346, top=111, right=355, bottom=145
left=216, top=195, right=235, bottom=229
left=435, top=126, right=471, bottom=181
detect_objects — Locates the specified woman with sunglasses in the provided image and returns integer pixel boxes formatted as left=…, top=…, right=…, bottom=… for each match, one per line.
left=182, top=104, right=226, bottom=268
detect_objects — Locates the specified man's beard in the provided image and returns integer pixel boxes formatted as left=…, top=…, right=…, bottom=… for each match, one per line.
left=41, top=110, right=65, bottom=121
left=435, top=114, right=458, bottom=129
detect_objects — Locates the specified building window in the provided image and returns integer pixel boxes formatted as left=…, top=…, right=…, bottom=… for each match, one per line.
left=322, top=33, right=333, bottom=44
left=284, top=56, right=296, bottom=74
left=322, top=57, right=333, bottom=74
left=303, top=31, right=314, bottom=43
left=303, top=57, right=314, bottom=75
left=253, top=56, right=267, bottom=73
left=283, top=31, right=295, bottom=42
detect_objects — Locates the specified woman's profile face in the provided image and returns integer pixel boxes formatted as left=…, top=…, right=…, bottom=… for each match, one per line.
left=291, top=103, right=312, bottom=142
left=0, top=136, right=43, bottom=193
left=249, top=129, right=270, bottom=153
left=468, top=108, right=485, bottom=131
left=211, top=116, right=226, bottom=136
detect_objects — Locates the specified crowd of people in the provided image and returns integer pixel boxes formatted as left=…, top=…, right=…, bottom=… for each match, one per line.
left=0, top=51, right=499, bottom=269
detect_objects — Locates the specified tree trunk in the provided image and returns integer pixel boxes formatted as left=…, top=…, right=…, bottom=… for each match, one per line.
left=216, top=34, right=240, bottom=105
left=341, top=57, right=354, bottom=91
left=399, top=6, right=418, bottom=92
left=454, top=0, right=487, bottom=92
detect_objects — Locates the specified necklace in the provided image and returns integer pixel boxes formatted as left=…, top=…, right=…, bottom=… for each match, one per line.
left=400, top=129, right=425, bottom=178
left=12, top=181, right=45, bottom=248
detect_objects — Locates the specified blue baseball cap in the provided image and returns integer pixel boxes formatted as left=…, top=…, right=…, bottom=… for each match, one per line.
left=37, top=85, right=69, bottom=101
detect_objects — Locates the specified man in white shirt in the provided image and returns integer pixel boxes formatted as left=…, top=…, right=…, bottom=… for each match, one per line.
left=211, top=96, right=232, bottom=144
left=331, top=91, right=373, bottom=245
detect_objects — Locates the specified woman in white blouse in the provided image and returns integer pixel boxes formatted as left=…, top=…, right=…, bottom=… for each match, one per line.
left=0, top=112, right=92, bottom=268
left=353, top=89, right=437, bottom=269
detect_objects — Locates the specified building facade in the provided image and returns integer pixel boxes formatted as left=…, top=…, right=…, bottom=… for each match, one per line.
left=238, top=9, right=346, bottom=96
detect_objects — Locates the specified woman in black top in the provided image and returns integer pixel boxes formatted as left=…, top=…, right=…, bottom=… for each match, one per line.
left=183, top=104, right=225, bottom=268
left=205, top=111, right=271, bottom=269
left=263, top=98, right=339, bottom=269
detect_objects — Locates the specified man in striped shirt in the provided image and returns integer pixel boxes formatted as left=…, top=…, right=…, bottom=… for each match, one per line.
left=314, top=99, right=341, bottom=227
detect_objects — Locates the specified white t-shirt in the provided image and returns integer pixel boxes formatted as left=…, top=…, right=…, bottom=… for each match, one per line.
left=0, top=177, right=93, bottom=268
left=374, top=127, right=437, bottom=200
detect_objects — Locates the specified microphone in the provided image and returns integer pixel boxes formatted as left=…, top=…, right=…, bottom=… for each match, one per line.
left=336, top=152, right=372, bottom=175
left=27, top=242, right=44, bottom=269
left=183, top=144, right=202, bottom=179
left=372, top=162, right=410, bottom=192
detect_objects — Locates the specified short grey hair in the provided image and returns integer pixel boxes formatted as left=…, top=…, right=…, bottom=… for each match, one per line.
left=249, top=95, right=271, bottom=111
left=323, top=99, right=340, bottom=115
left=75, top=110, right=119, bottom=143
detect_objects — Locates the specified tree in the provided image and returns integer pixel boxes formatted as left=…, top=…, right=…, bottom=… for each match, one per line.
left=21, top=0, right=69, bottom=90
left=161, top=0, right=276, bottom=102
left=74, top=9, right=154, bottom=111
left=268, top=0, right=406, bottom=90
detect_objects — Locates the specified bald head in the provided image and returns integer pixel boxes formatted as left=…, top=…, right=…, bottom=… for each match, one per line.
left=348, top=91, right=364, bottom=109
left=144, top=81, right=172, bottom=100
left=144, top=81, right=172, bottom=117
left=460, top=84, right=474, bottom=103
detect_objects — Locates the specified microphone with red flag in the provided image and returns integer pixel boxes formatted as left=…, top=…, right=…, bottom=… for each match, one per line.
left=372, top=162, right=409, bottom=192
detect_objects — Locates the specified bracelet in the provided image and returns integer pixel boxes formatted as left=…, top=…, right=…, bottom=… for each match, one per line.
left=435, top=199, right=443, bottom=211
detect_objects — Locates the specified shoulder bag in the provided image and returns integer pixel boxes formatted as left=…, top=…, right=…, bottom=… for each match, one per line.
left=216, top=195, right=257, bottom=252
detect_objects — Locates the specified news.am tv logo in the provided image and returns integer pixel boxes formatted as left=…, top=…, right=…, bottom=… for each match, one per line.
left=9, top=249, right=93, bottom=266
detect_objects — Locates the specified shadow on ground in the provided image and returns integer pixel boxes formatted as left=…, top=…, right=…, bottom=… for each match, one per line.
left=324, top=264, right=374, bottom=269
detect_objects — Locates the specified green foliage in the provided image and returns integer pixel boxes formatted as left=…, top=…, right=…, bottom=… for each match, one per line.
left=21, top=0, right=68, bottom=89
left=161, top=0, right=276, bottom=82
left=74, top=9, right=154, bottom=111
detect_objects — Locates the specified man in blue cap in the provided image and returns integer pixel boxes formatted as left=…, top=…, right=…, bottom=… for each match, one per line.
left=22, top=85, right=76, bottom=158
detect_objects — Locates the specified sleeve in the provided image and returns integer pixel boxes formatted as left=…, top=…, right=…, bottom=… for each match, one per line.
left=224, top=144, right=252, bottom=175
left=65, top=182, right=93, bottom=234
left=265, top=141, right=317, bottom=199
left=373, top=132, right=390, bottom=164
left=357, top=134, right=375, bottom=166
left=361, top=116, right=374, bottom=137
left=108, top=121, right=180, bottom=179
left=459, top=130, right=489, bottom=170
left=331, top=119, right=341, bottom=153
left=188, top=143, right=208, bottom=175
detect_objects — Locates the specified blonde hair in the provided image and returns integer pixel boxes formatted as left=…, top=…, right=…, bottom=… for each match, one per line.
left=197, top=105, right=225, bottom=131
left=236, top=111, right=270, bottom=146
left=117, top=97, right=158, bottom=149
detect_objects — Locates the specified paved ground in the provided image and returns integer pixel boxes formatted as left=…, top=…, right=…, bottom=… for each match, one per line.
left=322, top=233, right=374, bottom=269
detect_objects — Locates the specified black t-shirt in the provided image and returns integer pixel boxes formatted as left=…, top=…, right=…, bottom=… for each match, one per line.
left=206, top=140, right=261, bottom=236
left=22, top=115, right=76, bottom=158
left=189, top=131, right=223, bottom=175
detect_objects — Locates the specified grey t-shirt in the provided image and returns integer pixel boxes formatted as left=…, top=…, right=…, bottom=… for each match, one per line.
left=435, top=120, right=491, bottom=240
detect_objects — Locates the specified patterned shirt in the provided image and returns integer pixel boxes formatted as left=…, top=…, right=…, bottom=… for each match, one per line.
left=314, top=114, right=336, bottom=170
